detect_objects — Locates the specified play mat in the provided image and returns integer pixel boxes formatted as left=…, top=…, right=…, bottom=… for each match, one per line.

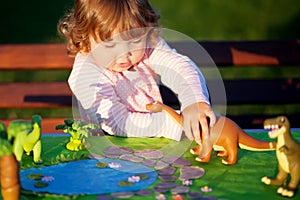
left=1, top=130, right=300, bottom=200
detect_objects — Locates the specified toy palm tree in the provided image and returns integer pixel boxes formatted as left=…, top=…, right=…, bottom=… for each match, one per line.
left=56, top=119, right=99, bottom=151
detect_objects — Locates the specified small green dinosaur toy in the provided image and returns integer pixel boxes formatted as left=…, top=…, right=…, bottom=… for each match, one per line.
left=6, top=114, right=43, bottom=164
left=261, top=116, right=300, bottom=198
left=56, top=119, right=98, bottom=151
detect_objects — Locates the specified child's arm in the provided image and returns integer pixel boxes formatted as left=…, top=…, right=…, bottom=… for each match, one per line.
left=68, top=58, right=183, bottom=141
left=148, top=38, right=216, bottom=144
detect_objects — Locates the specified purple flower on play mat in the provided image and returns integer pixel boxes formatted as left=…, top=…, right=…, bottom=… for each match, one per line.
left=182, top=179, right=192, bottom=186
left=201, top=186, right=212, bottom=192
left=128, top=176, right=140, bottom=183
left=108, top=162, right=121, bottom=169
left=41, top=176, right=55, bottom=182
left=156, top=193, right=167, bottom=200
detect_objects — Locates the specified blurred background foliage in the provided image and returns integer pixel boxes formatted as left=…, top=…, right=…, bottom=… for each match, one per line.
left=151, top=0, right=300, bottom=40
left=0, top=0, right=299, bottom=43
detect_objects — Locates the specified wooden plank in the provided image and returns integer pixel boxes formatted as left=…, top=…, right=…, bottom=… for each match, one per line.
left=0, top=82, right=72, bottom=108
left=161, top=78, right=300, bottom=105
left=1, top=79, right=300, bottom=108
left=0, top=41, right=299, bottom=70
left=169, top=40, right=300, bottom=66
left=210, top=78, right=300, bottom=104
left=0, top=43, right=74, bottom=70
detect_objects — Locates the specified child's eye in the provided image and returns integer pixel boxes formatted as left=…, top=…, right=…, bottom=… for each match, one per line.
left=104, top=42, right=116, bottom=48
left=131, top=38, right=142, bottom=44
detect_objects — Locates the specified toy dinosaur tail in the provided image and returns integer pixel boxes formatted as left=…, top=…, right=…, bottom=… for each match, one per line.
left=236, top=124, right=276, bottom=151
left=214, top=116, right=275, bottom=151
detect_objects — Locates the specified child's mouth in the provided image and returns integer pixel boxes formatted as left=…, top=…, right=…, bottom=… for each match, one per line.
left=118, top=62, right=132, bottom=69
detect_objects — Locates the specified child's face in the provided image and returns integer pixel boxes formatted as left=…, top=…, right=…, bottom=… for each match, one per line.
left=91, top=31, right=147, bottom=72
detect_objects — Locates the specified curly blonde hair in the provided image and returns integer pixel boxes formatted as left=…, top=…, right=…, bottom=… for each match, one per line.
left=58, top=0, right=160, bottom=56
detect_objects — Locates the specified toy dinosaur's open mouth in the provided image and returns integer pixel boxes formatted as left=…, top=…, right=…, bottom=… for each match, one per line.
left=264, top=124, right=281, bottom=137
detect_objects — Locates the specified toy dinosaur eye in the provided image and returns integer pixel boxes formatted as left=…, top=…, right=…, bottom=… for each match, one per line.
left=280, top=117, right=285, bottom=123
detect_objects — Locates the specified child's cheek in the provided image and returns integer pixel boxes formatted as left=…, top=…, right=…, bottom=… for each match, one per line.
left=91, top=46, right=117, bottom=68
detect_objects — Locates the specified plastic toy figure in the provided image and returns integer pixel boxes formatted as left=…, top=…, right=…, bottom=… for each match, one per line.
left=0, top=122, right=20, bottom=200
left=56, top=119, right=99, bottom=151
left=7, top=114, right=43, bottom=164
left=146, top=101, right=275, bottom=165
left=261, top=116, right=300, bottom=198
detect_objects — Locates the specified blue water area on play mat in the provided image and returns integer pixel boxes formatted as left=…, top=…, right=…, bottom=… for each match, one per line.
left=20, top=158, right=158, bottom=195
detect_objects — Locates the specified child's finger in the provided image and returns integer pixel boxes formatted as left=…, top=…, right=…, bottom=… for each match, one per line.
left=207, top=110, right=216, bottom=127
left=183, top=119, right=194, bottom=141
left=191, top=120, right=201, bottom=144
left=199, top=114, right=209, bottom=142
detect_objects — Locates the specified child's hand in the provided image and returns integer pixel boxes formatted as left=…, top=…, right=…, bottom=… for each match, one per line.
left=182, top=102, right=216, bottom=144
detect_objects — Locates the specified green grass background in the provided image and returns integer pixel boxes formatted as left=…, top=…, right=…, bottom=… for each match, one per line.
left=0, top=0, right=300, bottom=123
left=1, top=0, right=299, bottom=43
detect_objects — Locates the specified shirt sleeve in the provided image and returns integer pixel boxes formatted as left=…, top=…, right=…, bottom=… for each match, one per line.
left=148, top=38, right=210, bottom=111
left=68, top=54, right=183, bottom=141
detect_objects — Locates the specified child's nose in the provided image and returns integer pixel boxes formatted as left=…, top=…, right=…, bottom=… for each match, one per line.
left=118, top=47, right=132, bottom=59
left=118, top=42, right=133, bottom=57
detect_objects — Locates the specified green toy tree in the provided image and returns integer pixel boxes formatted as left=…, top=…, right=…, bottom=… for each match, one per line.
left=56, top=119, right=99, bottom=151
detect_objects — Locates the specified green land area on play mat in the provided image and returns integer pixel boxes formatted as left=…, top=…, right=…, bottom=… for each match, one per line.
left=1, top=130, right=300, bottom=200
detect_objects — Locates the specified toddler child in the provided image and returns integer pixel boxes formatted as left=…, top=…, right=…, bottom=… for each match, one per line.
left=58, top=0, right=216, bottom=144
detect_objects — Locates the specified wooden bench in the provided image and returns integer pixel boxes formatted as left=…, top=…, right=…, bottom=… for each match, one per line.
left=0, top=41, right=299, bottom=133
left=0, top=44, right=73, bottom=133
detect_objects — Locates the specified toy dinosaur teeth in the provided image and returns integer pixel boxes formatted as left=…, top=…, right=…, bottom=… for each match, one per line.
left=264, top=124, right=281, bottom=137
left=264, top=124, right=279, bottom=131
left=264, top=125, right=271, bottom=130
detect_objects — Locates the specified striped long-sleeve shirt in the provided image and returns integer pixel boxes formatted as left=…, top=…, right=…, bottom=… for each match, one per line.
left=68, top=38, right=209, bottom=141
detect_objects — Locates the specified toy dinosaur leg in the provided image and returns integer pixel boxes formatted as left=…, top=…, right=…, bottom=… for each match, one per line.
left=221, top=145, right=238, bottom=165
left=190, top=145, right=201, bottom=155
left=12, top=139, right=23, bottom=162
left=287, top=171, right=300, bottom=190
left=195, top=149, right=213, bottom=163
left=262, top=165, right=288, bottom=186
left=277, top=168, right=300, bottom=198
left=32, top=140, right=43, bottom=164
left=216, top=150, right=228, bottom=157
left=277, top=184, right=298, bottom=197
left=288, top=166, right=300, bottom=189
left=273, top=166, right=289, bottom=186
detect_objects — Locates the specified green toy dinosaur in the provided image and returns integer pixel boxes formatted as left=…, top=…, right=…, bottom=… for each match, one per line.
left=6, top=114, right=43, bottom=164
left=261, top=116, right=300, bottom=198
